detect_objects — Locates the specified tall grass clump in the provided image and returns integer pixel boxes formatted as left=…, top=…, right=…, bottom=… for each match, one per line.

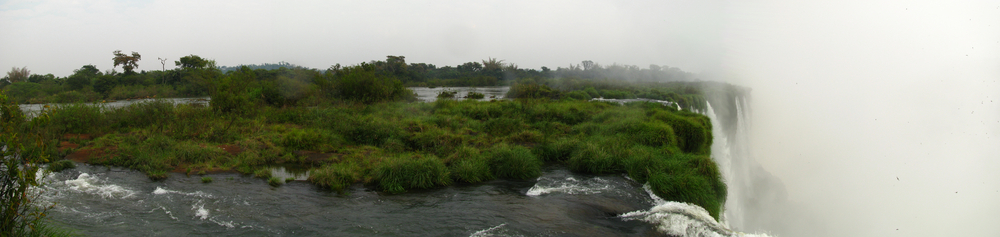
left=373, top=154, right=450, bottom=194
left=48, top=103, right=106, bottom=134
left=308, top=163, right=360, bottom=192
left=532, top=137, right=580, bottom=162
left=343, top=115, right=403, bottom=146
left=105, top=100, right=177, bottom=130
left=46, top=160, right=76, bottom=172
left=281, top=128, right=343, bottom=152
left=651, top=111, right=711, bottom=154
left=625, top=151, right=727, bottom=219
left=487, top=144, right=542, bottom=180
left=446, top=147, right=493, bottom=183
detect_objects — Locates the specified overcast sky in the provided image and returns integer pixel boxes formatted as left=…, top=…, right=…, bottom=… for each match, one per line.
left=2, top=1, right=999, bottom=236
left=0, top=0, right=729, bottom=76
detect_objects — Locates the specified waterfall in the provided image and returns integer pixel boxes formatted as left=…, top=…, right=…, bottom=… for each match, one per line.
left=621, top=96, right=771, bottom=237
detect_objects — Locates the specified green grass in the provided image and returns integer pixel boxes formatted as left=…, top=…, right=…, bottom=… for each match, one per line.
left=46, top=160, right=76, bottom=172
left=487, top=143, right=542, bottom=180
left=446, top=146, right=494, bottom=183
left=373, top=154, right=450, bottom=194
left=268, top=177, right=283, bottom=187
left=201, top=177, right=213, bottom=183
left=308, top=163, right=360, bottom=192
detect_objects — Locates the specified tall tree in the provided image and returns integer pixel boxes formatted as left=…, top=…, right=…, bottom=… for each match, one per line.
left=4, top=67, right=29, bottom=83
left=112, top=50, right=142, bottom=74
left=175, top=55, right=208, bottom=69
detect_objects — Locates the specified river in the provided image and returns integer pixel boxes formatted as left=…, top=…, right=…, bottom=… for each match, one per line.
left=35, top=87, right=770, bottom=236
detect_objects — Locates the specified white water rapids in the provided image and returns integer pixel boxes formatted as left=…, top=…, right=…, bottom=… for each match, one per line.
left=592, top=97, right=770, bottom=237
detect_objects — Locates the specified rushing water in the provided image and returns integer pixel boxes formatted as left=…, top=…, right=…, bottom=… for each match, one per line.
left=35, top=87, right=771, bottom=236
left=39, top=165, right=661, bottom=236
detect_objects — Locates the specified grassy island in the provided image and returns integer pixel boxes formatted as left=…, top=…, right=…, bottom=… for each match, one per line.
left=2, top=55, right=729, bottom=219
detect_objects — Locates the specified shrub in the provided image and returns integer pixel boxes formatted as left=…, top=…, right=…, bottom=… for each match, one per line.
left=373, top=154, right=450, bottom=193
left=651, top=111, right=711, bottom=154
left=607, top=119, right=677, bottom=148
left=254, top=169, right=272, bottom=179
left=46, top=160, right=76, bottom=172
left=465, top=91, right=485, bottom=99
left=487, top=144, right=541, bottom=180
left=48, top=103, right=106, bottom=134
left=505, top=82, right=561, bottom=99
left=344, top=116, right=403, bottom=146
left=446, top=147, right=493, bottom=183
left=282, top=128, right=343, bottom=152
left=330, top=65, right=414, bottom=103
left=201, top=177, right=213, bottom=183
left=308, top=163, right=360, bottom=192
left=564, top=91, right=591, bottom=100
left=268, top=177, right=283, bottom=187
left=482, top=117, right=525, bottom=136
left=437, top=90, right=458, bottom=99
left=532, top=137, right=580, bottom=162
left=566, top=139, right=627, bottom=174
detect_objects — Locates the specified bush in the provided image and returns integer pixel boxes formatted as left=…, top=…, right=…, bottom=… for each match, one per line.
left=373, top=154, right=450, bottom=193
left=48, top=103, right=106, bottom=134
left=46, top=160, right=76, bottom=172
left=201, top=177, right=213, bottom=183
left=446, top=147, right=493, bottom=183
left=482, top=117, right=525, bottom=136
left=437, top=90, right=457, bottom=99
left=532, top=137, right=579, bottom=162
left=465, top=91, right=485, bottom=99
left=330, top=65, right=414, bottom=103
left=505, top=82, right=561, bottom=99
left=624, top=151, right=726, bottom=220
left=344, top=116, right=403, bottom=146
left=652, top=111, right=711, bottom=154
left=308, top=163, right=360, bottom=192
left=281, top=128, right=343, bottom=152
left=607, top=119, right=677, bottom=148
left=566, top=138, right=629, bottom=175
left=268, top=177, right=283, bottom=187
left=487, top=144, right=541, bottom=180
left=564, top=91, right=591, bottom=100
left=254, top=169, right=272, bottom=179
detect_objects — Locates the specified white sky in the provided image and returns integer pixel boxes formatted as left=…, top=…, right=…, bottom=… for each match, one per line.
left=2, top=1, right=999, bottom=236
left=0, top=0, right=728, bottom=76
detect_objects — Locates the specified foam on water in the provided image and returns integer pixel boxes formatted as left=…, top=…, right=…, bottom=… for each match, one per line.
left=619, top=185, right=772, bottom=237
left=152, top=186, right=214, bottom=198
left=469, top=223, right=524, bottom=237
left=525, top=176, right=612, bottom=196
left=192, top=201, right=210, bottom=220
left=64, top=173, right=136, bottom=199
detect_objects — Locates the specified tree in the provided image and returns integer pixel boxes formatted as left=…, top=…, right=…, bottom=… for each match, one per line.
left=67, top=65, right=101, bottom=90
left=112, top=50, right=141, bottom=74
left=581, top=60, right=595, bottom=71
left=175, top=55, right=208, bottom=69
left=5, top=67, right=29, bottom=83
left=157, top=57, right=168, bottom=71
left=0, top=90, right=56, bottom=235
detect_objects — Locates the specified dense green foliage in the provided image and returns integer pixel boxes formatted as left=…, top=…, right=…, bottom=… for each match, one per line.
left=0, top=91, right=69, bottom=236
left=5, top=56, right=745, bottom=220
left=2, top=54, right=701, bottom=105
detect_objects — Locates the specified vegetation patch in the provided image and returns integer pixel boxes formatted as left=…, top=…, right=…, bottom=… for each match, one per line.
left=3, top=57, right=746, bottom=220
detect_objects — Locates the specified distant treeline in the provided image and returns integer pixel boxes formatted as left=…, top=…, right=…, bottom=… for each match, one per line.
left=0, top=53, right=700, bottom=104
